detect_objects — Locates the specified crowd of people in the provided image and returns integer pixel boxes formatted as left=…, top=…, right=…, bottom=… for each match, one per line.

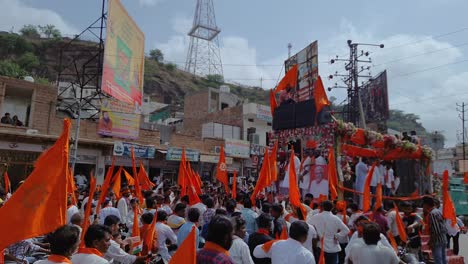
left=1, top=170, right=466, bottom=264
left=1, top=112, right=24, bottom=126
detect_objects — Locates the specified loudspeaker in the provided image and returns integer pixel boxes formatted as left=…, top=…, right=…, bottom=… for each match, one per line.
left=294, top=100, right=315, bottom=128
left=273, top=103, right=295, bottom=130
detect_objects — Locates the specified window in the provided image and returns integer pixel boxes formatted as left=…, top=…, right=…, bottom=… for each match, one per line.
left=1, top=85, right=33, bottom=127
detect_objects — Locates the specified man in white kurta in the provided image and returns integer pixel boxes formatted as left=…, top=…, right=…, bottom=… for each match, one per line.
left=253, top=221, right=315, bottom=264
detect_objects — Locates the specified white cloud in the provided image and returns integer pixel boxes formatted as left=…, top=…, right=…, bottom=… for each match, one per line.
left=139, top=0, right=165, bottom=7
left=0, top=0, right=78, bottom=35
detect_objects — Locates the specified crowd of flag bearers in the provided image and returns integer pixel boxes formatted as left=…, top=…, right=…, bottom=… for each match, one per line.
left=0, top=119, right=466, bottom=264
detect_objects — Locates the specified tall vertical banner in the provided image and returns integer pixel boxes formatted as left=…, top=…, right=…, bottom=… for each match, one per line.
left=360, top=70, right=389, bottom=122
left=99, top=0, right=145, bottom=139
left=284, top=41, right=319, bottom=102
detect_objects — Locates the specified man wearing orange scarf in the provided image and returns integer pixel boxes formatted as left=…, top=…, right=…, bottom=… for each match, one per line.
left=71, top=224, right=112, bottom=264
left=35, top=225, right=80, bottom=264
left=197, top=215, right=234, bottom=264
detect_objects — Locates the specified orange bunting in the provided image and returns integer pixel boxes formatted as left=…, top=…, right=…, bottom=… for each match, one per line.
left=362, top=163, right=376, bottom=212
left=0, top=119, right=70, bottom=250
left=328, top=147, right=338, bottom=201
left=216, top=146, right=229, bottom=193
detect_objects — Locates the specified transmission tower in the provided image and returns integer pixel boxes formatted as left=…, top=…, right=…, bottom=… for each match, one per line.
left=185, top=0, right=223, bottom=77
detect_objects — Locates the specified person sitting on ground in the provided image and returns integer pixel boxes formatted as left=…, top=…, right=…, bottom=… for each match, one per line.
left=35, top=225, right=80, bottom=264
left=196, top=215, right=234, bottom=264
left=347, top=222, right=399, bottom=264
left=253, top=220, right=315, bottom=264
left=71, top=224, right=112, bottom=264
left=103, top=215, right=148, bottom=264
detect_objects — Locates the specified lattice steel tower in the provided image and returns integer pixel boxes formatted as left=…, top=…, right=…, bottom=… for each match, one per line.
left=185, top=0, right=223, bottom=77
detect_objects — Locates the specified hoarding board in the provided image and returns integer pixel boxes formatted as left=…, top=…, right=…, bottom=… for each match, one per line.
left=166, top=148, right=200, bottom=162
left=101, top=0, right=145, bottom=105
left=284, top=41, right=319, bottom=102
left=98, top=98, right=140, bottom=139
left=113, top=141, right=156, bottom=158
left=361, top=70, right=389, bottom=122
left=225, top=139, right=250, bottom=158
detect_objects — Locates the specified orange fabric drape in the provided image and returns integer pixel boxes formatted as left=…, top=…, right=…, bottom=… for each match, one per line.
left=314, top=75, right=330, bottom=116
left=178, top=148, right=188, bottom=196
left=394, top=204, right=408, bottom=243
left=3, top=171, right=10, bottom=194
left=350, top=128, right=366, bottom=145
left=288, top=149, right=307, bottom=218
left=216, top=146, right=229, bottom=194
left=362, top=163, right=376, bottom=212
left=274, top=64, right=298, bottom=93
left=96, top=157, right=115, bottom=214
left=328, top=147, right=338, bottom=201
left=232, top=171, right=237, bottom=200
left=169, top=226, right=197, bottom=264
left=0, top=119, right=70, bottom=250
left=387, top=231, right=398, bottom=253
left=341, top=144, right=380, bottom=158
left=131, top=147, right=144, bottom=204
left=269, top=89, right=278, bottom=115
left=442, top=170, right=457, bottom=227
left=80, top=174, right=96, bottom=247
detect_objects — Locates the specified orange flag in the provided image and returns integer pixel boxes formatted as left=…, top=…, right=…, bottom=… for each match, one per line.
left=169, top=225, right=197, bottom=264
left=178, top=148, right=188, bottom=196
left=96, top=157, right=115, bottom=214
left=112, top=167, right=123, bottom=200
left=132, top=207, right=140, bottom=237
left=195, top=172, right=203, bottom=192
left=279, top=224, right=288, bottom=239
left=387, top=231, right=398, bottom=253
left=318, top=236, right=325, bottom=264
left=362, top=163, right=376, bottom=212
left=186, top=171, right=201, bottom=205
left=3, top=171, right=10, bottom=194
left=313, top=75, right=330, bottom=116
left=186, top=162, right=201, bottom=195
left=216, top=146, right=229, bottom=193
left=375, top=183, right=383, bottom=210
left=0, top=119, right=70, bottom=250
left=80, top=174, right=96, bottom=247
left=66, top=167, right=77, bottom=205
left=138, top=161, right=155, bottom=191
left=131, top=148, right=144, bottom=204
left=274, top=64, right=298, bottom=93
left=123, top=169, right=135, bottom=186
left=251, top=149, right=271, bottom=204
left=442, top=170, right=457, bottom=227
left=464, top=172, right=468, bottom=184
left=269, top=89, right=278, bottom=115
left=232, top=171, right=237, bottom=200
left=144, top=211, right=157, bottom=253
left=288, top=149, right=307, bottom=218
left=269, top=142, right=278, bottom=182
left=394, top=203, right=408, bottom=243
left=328, top=147, right=338, bottom=200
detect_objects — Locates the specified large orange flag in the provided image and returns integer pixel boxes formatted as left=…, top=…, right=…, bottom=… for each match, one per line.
left=112, top=167, right=123, bottom=200
left=80, top=174, right=96, bottom=247
left=288, top=149, right=307, bottom=218
left=362, top=163, right=376, bottom=212
left=178, top=148, right=188, bottom=196
left=138, top=161, right=155, bottom=191
left=96, top=157, right=115, bottom=214
left=132, top=207, right=140, bottom=237
left=232, top=170, right=237, bottom=200
left=131, top=148, right=144, bottom=204
left=216, top=146, right=229, bottom=193
left=3, top=171, right=10, bottom=194
left=269, top=89, right=278, bottom=115
left=274, top=64, right=298, bottom=93
left=123, top=169, right=135, bottom=186
left=186, top=172, right=201, bottom=206
left=0, top=119, right=70, bottom=250
left=375, top=183, right=383, bottom=210
left=313, top=75, right=330, bottom=116
left=442, top=170, right=457, bottom=227
left=394, top=203, right=408, bottom=243
left=169, top=226, right=197, bottom=264
left=144, top=212, right=157, bottom=254
left=387, top=231, right=398, bottom=253
left=328, top=147, right=338, bottom=200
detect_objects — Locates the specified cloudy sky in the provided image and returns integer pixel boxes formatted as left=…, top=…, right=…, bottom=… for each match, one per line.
left=1, top=0, right=468, bottom=147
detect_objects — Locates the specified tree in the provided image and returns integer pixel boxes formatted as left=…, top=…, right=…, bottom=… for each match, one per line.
left=206, top=74, right=224, bottom=84
left=0, top=60, right=27, bottom=78
left=18, top=52, right=40, bottom=71
left=19, top=25, right=40, bottom=38
left=149, top=49, right=164, bottom=62
left=38, top=25, right=61, bottom=39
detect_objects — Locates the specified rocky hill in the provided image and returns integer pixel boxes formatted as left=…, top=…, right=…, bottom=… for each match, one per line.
left=0, top=32, right=269, bottom=107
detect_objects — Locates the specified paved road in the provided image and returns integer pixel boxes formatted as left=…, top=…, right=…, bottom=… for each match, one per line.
left=459, top=233, right=468, bottom=263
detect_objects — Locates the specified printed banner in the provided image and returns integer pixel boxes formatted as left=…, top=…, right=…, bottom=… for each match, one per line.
left=225, top=139, right=250, bottom=158
left=361, top=70, right=389, bottom=122
left=98, top=98, right=140, bottom=139
left=101, top=0, right=145, bottom=105
left=113, top=141, right=155, bottom=158
left=166, top=148, right=200, bottom=162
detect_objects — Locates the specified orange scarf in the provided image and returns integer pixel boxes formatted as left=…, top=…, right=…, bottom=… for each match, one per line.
left=77, top=247, right=104, bottom=257
left=47, top=255, right=72, bottom=264
left=203, top=241, right=230, bottom=256
left=257, top=228, right=270, bottom=236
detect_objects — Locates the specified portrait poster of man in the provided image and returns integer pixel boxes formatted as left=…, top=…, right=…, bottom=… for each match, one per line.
left=300, top=163, right=329, bottom=200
